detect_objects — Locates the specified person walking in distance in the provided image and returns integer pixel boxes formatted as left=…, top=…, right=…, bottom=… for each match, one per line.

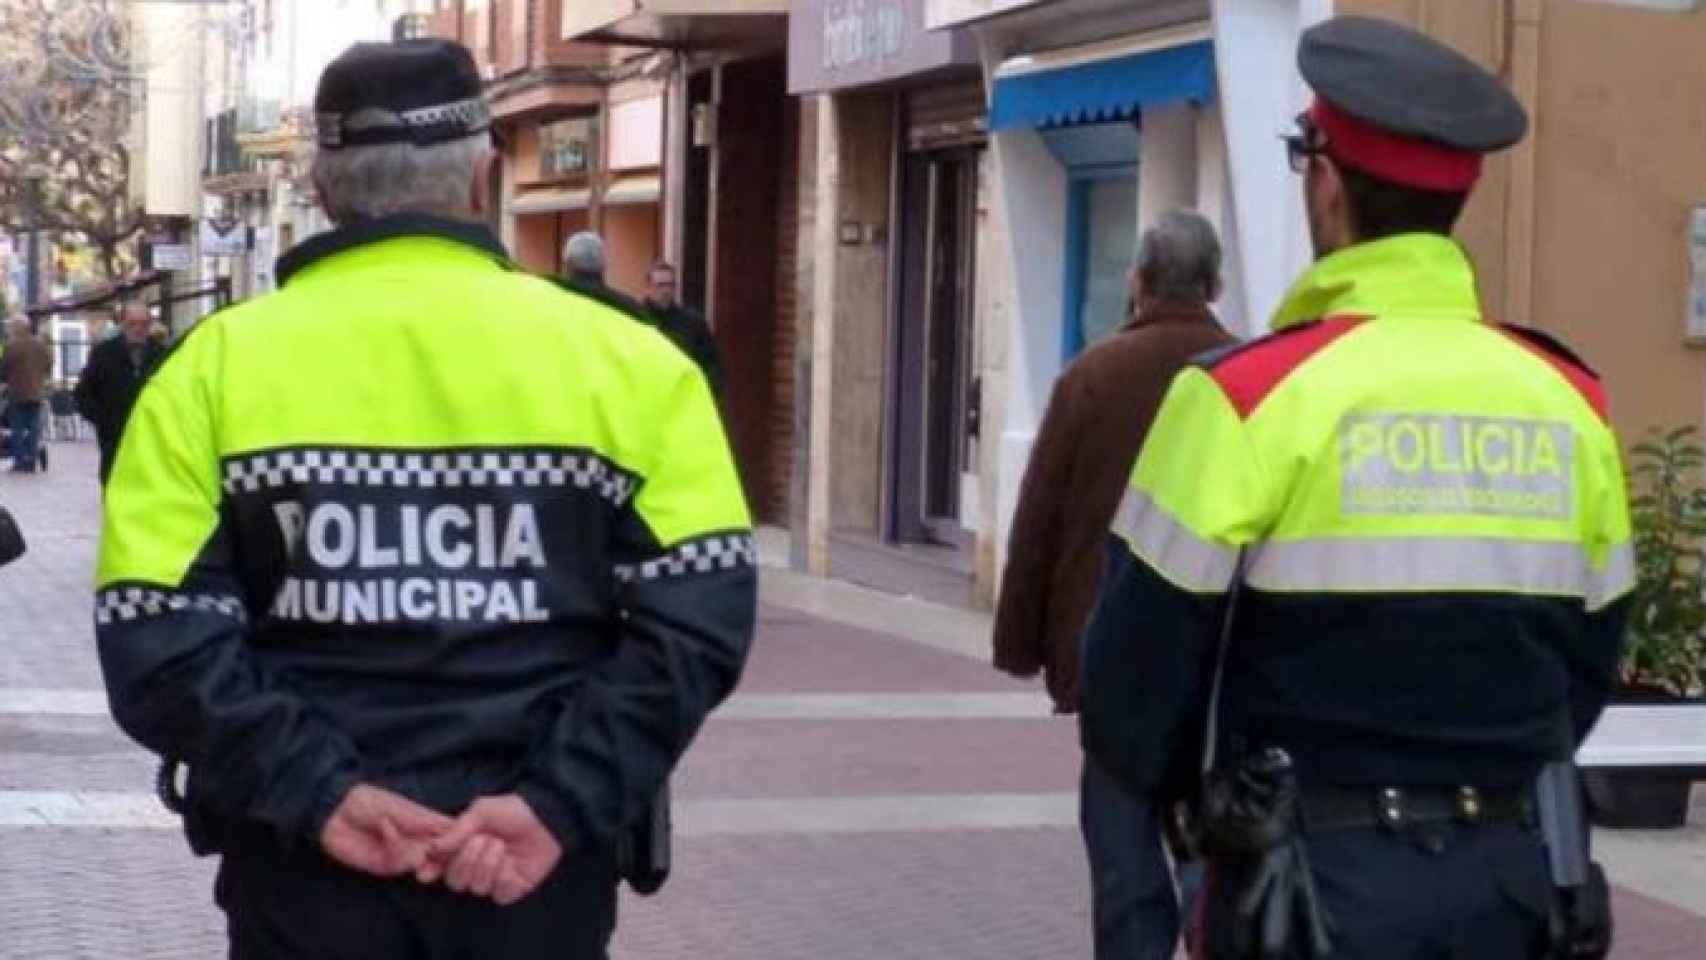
left=641, top=261, right=724, bottom=402
left=74, top=301, right=167, bottom=484
left=1, top=318, right=53, bottom=473
left=94, top=39, right=755, bottom=959
left=993, top=210, right=1234, bottom=960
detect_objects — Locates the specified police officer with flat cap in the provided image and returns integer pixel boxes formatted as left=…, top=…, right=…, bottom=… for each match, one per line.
left=1080, top=16, right=1631, bottom=959
left=96, top=39, right=755, bottom=959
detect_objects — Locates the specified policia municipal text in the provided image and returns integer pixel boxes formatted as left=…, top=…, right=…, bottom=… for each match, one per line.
left=93, top=41, right=756, bottom=959
left=1079, top=17, right=1633, bottom=960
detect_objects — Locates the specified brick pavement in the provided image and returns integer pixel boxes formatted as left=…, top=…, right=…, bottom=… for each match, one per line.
left=2, top=440, right=1705, bottom=958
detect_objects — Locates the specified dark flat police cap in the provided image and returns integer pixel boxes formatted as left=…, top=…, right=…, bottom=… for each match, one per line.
left=315, top=39, right=491, bottom=150
left=1299, top=16, right=1527, bottom=191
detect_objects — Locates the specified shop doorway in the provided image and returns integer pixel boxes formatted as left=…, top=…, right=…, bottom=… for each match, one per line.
left=891, top=148, right=978, bottom=549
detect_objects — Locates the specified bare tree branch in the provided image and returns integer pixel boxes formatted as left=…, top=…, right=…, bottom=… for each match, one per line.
left=0, top=0, right=141, bottom=280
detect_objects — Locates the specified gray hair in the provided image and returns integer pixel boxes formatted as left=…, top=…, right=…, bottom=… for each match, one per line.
left=563, top=231, right=605, bottom=280
left=312, top=134, right=487, bottom=224
left=1136, top=209, right=1222, bottom=304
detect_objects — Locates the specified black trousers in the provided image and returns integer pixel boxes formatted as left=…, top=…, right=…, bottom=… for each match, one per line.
left=1201, top=823, right=1556, bottom=960
left=216, top=842, right=619, bottom=960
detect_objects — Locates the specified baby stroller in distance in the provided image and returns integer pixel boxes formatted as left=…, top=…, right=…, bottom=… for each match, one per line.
left=0, top=387, right=50, bottom=473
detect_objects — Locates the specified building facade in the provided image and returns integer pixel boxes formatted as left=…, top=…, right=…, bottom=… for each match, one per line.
left=133, top=0, right=1706, bottom=612
left=790, top=0, right=993, bottom=604
left=924, top=0, right=1706, bottom=605
left=561, top=2, right=798, bottom=524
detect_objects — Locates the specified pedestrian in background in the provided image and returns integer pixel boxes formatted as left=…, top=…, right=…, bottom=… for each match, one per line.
left=992, top=209, right=1233, bottom=960
left=641, top=261, right=724, bottom=401
left=74, top=301, right=166, bottom=484
left=560, top=231, right=648, bottom=316
left=1, top=318, right=53, bottom=473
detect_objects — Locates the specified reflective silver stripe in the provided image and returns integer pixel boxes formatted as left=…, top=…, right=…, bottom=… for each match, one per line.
left=1245, top=536, right=1595, bottom=599
left=1109, top=486, right=1238, bottom=593
left=1585, top=542, right=1636, bottom=612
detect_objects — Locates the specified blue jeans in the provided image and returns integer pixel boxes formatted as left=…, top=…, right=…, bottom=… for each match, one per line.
left=1080, top=757, right=1184, bottom=960
left=6, top=400, right=42, bottom=470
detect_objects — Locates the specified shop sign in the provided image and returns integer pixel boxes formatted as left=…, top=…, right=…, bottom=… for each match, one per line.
left=824, top=0, right=906, bottom=70
left=789, top=0, right=978, bottom=94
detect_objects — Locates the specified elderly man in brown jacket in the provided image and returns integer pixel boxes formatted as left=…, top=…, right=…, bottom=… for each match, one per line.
left=2, top=318, right=54, bottom=473
left=993, top=210, right=1233, bottom=960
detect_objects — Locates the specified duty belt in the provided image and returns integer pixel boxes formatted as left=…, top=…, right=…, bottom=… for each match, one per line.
left=1302, top=784, right=1536, bottom=833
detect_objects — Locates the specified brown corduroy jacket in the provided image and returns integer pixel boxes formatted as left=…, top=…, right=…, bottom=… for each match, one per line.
left=992, top=305, right=1235, bottom=712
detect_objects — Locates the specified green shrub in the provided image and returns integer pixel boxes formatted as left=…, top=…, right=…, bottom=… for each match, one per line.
left=1624, top=426, right=1706, bottom=697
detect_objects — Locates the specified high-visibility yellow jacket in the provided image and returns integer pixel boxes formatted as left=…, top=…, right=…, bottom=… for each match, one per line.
left=94, top=215, right=756, bottom=851
left=1080, top=233, right=1633, bottom=794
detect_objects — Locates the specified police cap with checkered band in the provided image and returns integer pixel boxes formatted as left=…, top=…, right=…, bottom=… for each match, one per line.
left=315, top=39, right=491, bottom=150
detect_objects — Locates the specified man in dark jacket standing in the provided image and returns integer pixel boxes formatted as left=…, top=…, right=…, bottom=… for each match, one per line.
left=641, top=261, right=724, bottom=401
left=74, top=301, right=165, bottom=483
left=2, top=318, right=55, bottom=473
left=992, top=210, right=1233, bottom=960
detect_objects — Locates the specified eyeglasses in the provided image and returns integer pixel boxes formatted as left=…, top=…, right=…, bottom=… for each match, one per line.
left=1283, top=113, right=1330, bottom=174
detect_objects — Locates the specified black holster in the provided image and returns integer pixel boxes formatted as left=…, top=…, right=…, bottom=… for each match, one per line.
left=1536, top=754, right=1612, bottom=958
left=1549, top=861, right=1613, bottom=959
left=1197, top=747, right=1335, bottom=960
left=616, top=780, right=672, bottom=896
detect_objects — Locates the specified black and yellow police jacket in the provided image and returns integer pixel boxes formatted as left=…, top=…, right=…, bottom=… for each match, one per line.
left=94, top=215, right=757, bottom=852
left=1080, top=234, right=1634, bottom=794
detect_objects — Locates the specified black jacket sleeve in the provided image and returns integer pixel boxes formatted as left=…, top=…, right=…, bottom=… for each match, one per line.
left=1567, top=597, right=1631, bottom=744
left=73, top=341, right=108, bottom=426
left=516, top=363, right=756, bottom=849
left=676, top=310, right=726, bottom=403
left=1079, top=536, right=1226, bottom=796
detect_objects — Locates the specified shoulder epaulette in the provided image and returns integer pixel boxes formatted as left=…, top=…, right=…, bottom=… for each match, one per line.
left=1497, top=323, right=1608, bottom=420
left=1498, top=324, right=1600, bottom=379
left=1194, top=315, right=1366, bottom=418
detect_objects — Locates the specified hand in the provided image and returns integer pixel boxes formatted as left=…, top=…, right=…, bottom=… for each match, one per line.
left=319, top=783, right=453, bottom=878
left=422, top=794, right=562, bottom=906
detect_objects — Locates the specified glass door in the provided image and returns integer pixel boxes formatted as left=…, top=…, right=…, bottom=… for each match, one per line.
left=891, top=149, right=979, bottom=547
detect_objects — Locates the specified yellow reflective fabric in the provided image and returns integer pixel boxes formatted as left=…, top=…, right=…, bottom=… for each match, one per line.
left=97, top=328, right=223, bottom=589
left=1269, top=232, right=1480, bottom=331
left=1122, top=233, right=1633, bottom=606
left=98, top=234, right=749, bottom=591
left=1122, top=369, right=1271, bottom=593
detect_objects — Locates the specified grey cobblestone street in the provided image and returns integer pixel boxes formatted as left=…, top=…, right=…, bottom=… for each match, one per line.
left=2, top=440, right=1704, bottom=958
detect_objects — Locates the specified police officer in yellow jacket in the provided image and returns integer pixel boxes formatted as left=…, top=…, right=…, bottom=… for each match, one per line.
left=94, top=40, right=755, bottom=959
left=1079, top=17, right=1632, bottom=959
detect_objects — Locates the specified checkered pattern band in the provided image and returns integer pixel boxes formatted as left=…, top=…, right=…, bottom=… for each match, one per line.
left=96, top=587, right=247, bottom=626
left=615, top=533, right=757, bottom=584
left=221, top=449, right=637, bottom=504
